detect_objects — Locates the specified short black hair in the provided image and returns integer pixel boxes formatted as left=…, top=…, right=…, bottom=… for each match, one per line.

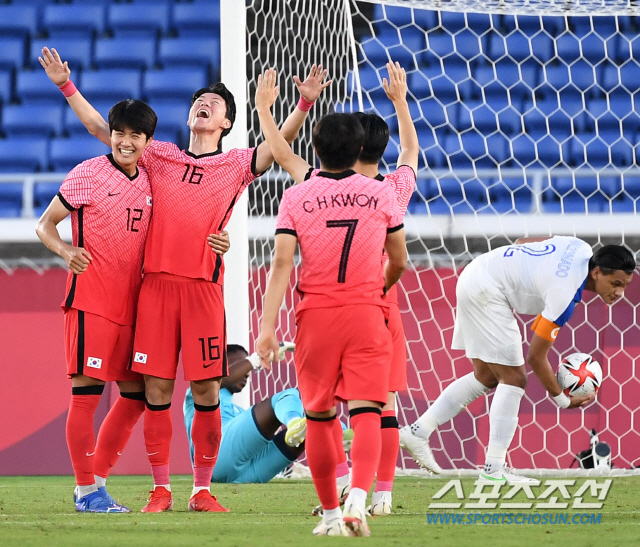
left=312, top=113, right=364, bottom=170
left=227, top=344, right=248, bottom=357
left=108, top=99, right=157, bottom=139
left=352, top=112, right=390, bottom=164
left=588, top=245, right=636, bottom=275
left=191, top=83, right=236, bottom=141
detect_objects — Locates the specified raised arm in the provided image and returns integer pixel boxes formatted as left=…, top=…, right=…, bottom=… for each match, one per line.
left=39, top=47, right=111, bottom=146
left=383, top=62, right=419, bottom=173
left=383, top=228, right=407, bottom=290
left=255, top=69, right=314, bottom=183
left=253, top=65, right=331, bottom=177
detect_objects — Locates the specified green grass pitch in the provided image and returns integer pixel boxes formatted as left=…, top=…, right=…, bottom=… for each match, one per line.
left=1, top=476, right=639, bottom=547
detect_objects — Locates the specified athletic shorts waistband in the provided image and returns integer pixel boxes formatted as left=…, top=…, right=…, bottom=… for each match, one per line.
left=143, top=272, right=212, bottom=284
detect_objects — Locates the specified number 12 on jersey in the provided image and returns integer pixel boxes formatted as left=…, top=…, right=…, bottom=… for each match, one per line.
left=326, top=219, right=358, bottom=283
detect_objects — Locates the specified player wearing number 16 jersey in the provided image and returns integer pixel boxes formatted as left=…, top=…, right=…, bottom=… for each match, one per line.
left=254, top=68, right=407, bottom=537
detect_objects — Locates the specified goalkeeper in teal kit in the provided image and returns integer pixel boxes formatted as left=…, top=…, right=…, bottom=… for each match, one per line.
left=183, top=343, right=307, bottom=483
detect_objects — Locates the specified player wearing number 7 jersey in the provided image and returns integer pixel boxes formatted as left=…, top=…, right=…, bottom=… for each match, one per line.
left=400, top=237, right=635, bottom=484
left=254, top=69, right=407, bottom=537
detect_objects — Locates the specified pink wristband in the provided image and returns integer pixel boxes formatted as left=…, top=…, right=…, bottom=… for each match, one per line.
left=58, top=80, right=78, bottom=98
left=297, top=97, right=315, bottom=112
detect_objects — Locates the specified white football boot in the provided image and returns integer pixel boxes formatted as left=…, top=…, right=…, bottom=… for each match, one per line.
left=312, top=518, right=353, bottom=536
left=478, top=465, right=540, bottom=485
left=399, top=425, right=442, bottom=474
left=368, top=490, right=392, bottom=516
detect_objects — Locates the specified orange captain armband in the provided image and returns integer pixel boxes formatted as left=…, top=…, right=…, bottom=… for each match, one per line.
left=531, top=314, right=561, bottom=342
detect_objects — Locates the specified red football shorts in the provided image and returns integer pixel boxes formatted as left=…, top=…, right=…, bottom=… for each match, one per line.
left=64, top=308, right=140, bottom=382
left=131, top=273, right=228, bottom=381
left=387, top=301, right=408, bottom=392
left=295, top=304, right=392, bottom=412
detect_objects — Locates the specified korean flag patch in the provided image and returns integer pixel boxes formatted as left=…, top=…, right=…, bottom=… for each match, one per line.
left=147, top=196, right=153, bottom=207
left=87, top=357, right=102, bottom=369
left=134, top=352, right=148, bottom=364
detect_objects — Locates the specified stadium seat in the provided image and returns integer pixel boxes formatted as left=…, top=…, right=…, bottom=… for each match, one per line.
left=555, top=34, right=581, bottom=65
left=0, top=6, right=39, bottom=37
left=94, top=37, right=157, bottom=70
left=489, top=178, right=533, bottom=213
left=512, top=134, right=537, bottom=166
left=470, top=103, right=498, bottom=133
left=107, top=3, right=170, bottom=38
left=49, top=137, right=111, bottom=173
left=439, top=11, right=467, bottom=34
left=544, top=64, right=571, bottom=92
left=153, top=128, right=183, bottom=148
left=374, top=4, right=413, bottom=26
left=529, top=34, right=554, bottom=63
left=497, top=106, right=522, bottom=135
left=543, top=177, right=608, bottom=213
left=419, top=98, right=447, bottom=128
left=360, top=38, right=389, bottom=66
left=0, top=138, right=49, bottom=172
left=143, top=68, right=207, bottom=101
left=581, top=34, right=607, bottom=64
left=504, top=32, right=532, bottom=63
left=2, top=104, right=64, bottom=137
left=80, top=69, right=143, bottom=102
left=30, top=38, right=93, bottom=71
left=0, top=37, right=26, bottom=71
left=43, top=5, right=106, bottom=38
left=536, top=135, right=562, bottom=167
left=427, top=32, right=454, bottom=60
left=158, top=37, right=220, bottom=71
left=16, top=70, right=67, bottom=104
left=33, top=181, right=61, bottom=216
left=148, top=101, right=190, bottom=144
left=63, top=101, right=114, bottom=135
left=172, top=3, right=220, bottom=36
left=611, top=176, right=640, bottom=212
left=0, top=182, right=24, bottom=218
left=0, top=70, right=11, bottom=105
left=486, top=133, right=510, bottom=165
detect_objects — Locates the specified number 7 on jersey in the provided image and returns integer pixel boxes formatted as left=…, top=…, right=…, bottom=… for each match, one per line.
left=326, top=219, right=358, bottom=283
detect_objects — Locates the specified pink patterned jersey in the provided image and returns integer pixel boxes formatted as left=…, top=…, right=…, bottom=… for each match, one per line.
left=58, top=154, right=152, bottom=326
left=139, top=140, right=257, bottom=282
left=276, top=170, right=404, bottom=312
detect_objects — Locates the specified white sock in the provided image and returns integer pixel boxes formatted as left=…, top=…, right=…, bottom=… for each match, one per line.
left=192, top=486, right=210, bottom=496
left=484, top=383, right=525, bottom=474
left=94, top=475, right=106, bottom=489
left=77, top=484, right=98, bottom=498
left=413, top=372, right=489, bottom=439
left=323, top=506, right=342, bottom=524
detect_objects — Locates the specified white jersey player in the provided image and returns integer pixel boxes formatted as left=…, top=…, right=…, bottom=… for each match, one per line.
left=400, top=237, right=635, bottom=484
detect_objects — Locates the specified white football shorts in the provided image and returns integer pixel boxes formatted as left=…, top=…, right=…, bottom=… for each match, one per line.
left=451, top=259, right=525, bottom=367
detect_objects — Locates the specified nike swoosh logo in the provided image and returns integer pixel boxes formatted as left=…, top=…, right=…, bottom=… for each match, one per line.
left=108, top=192, right=120, bottom=196
left=117, top=452, right=122, bottom=456
left=147, top=451, right=160, bottom=456
left=85, top=452, right=95, bottom=457
left=481, top=474, right=505, bottom=481
left=203, top=362, right=215, bottom=368
left=203, top=455, right=216, bottom=460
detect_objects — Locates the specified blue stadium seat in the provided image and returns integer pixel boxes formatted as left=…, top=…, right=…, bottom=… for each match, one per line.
left=144, top=68, right=207, bottom=101
left=569, top=61, right=596, bottom=92
left=0, top=6, right=39, bottom=37
left=547, top=111, right=573, bottom=138
left=49, top=137, right=111, bottom=173
left=80, top=69, right=142, bottom=102
left=358, top=65, right=384, bottom=92
left=30, top=38, right=93, bottom=71
left=466, top=13, right=497, bottom=34
left=172, top=3, right=220, bottom=36
left=543, top=177, right=608, bottom=213
left=461, top=132, right=496, bottom=168
left=374, top=4, right=413, bottom=26
left=497, top=106, right=522, bottom=135
left=158, top=37, right=220, bottom=71
left=617, top=61, right=640, bottom=92
left=452, top=101, right=473, bottom=132
left=64, top=101, right=114, bottom=135
left=439, top=12, right=467, bottom=34
left=0, top=70, right=11, bottom=104
left=419, top=98, right=447, bottom=128
left=43, top=5, right=106, bottom=38
left=148, top=101, right=190, bottom=143
left=581, top=34, right=607, bottom=64
left=512, top=134, right=537, bottom=166
left=427, top=32, right=454, bottom=59
left=0, top=138, right=48, bottom=172
left=16, top=70, right=66, bottom=104
left=555, top=34, right=581, bottom=65
left=412, top=9, right=438, bottom=30
left=611, top=176, right=640, bottom=212
left=94, top=37, right=157, bottom=70
left=489, top=178, right=532, bottom=213
left=505, top=32, right=532, bottom=62
left=544, top=64, right=570, bottom=92
left=0, top=182, right=24, bottom=218
left=536, top=135, right=562, bottom=167
left=2, top=104, right=64, bottom=137
left=360, top=38, right=389, bottom=66
left=493, top=59, right=520, bottom=87
left=152, top=128, right=182, bottom=148
left=0, top=37, right=26, bottom=70
left=529, top=33, right=554, bottom=63
left=601, top=62, right=621, bottom=92
left=470, top=103, right=498, bottom=133
left=399, top=27, right=426, bottom=57
left=108, top=3, right=170, bottom=38
left=33, top=182, right=61, bottom=216
left=454, top=29, right=485, bottom=62
left=486, top=133, right=510, bottom=165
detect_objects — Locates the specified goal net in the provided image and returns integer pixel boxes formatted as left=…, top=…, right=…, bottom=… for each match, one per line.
left=243, top=0, right=640, bottom=474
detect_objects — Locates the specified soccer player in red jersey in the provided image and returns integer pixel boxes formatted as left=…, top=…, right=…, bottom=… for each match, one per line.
left=40, top=47, right=331, bottom=513
left=254, top=69, right=407, bottom=536
left=36, top=100, right=157, bottom=513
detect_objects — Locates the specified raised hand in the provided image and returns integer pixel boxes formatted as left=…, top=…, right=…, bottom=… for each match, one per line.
left=382, top=61, right=408, bottom=103
left=63, top=245, right=92, bottom=274
left=294, top=64, right=332, bottom=103
left=255, top=68, right=279, bottom=112
left=39, top=47, right=71, bottom=87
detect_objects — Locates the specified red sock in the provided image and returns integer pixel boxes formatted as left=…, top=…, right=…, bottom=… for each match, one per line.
left=306, top=417, right=340, bottom=509
left=191, top=405, right=222, bottom=488
left=376, top=409, right=399, bottom=490
left=94, top=394, right=145, bottom=479
left=144, top=404, right=172, bottom=482
left=66, top=391, right=102, bottom=485
left=350, top=410, right=381, bottom=492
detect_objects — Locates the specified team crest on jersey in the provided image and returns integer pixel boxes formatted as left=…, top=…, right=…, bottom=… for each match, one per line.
left=87, top=357, right=102, bottom=369
left=146, top=196, right=153, bottom=206
left=134, top=352, right=148, bottom=364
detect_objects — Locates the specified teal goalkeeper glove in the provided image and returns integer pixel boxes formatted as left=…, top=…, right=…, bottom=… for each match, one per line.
left=248, top=341, right=295, bottom=370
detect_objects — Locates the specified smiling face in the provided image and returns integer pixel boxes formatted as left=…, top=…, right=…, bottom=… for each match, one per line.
left=591, top=267, right=634, bottom=304
left=188, top=92, right=231, bottom=135
left=110, top=126, right=152, bottom=176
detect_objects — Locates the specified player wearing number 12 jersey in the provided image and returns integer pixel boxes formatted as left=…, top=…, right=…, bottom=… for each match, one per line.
left=36, top=100, right=157, bottom=513
left=254, top=69, right=407, bottom=537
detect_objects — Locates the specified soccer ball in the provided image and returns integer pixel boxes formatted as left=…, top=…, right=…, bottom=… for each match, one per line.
left=557, top=352, right=603, bottom=397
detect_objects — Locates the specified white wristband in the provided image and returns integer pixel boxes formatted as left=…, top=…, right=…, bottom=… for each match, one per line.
left=247, top=352, right=261, bottom=371
left=553, top=392, right=571, bottom=409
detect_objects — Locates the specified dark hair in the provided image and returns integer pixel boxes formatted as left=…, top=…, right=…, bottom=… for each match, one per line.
left=588, top=245, right=636, bottom=275
left=227, top=344, right=248, bottom=357
left=108, top=99, right=157, bottom=139
left=312, top=113, right=364, bottom=170
left=191, top=83, right=236, bottom=141
left=352, top=112, right=390, bottom=164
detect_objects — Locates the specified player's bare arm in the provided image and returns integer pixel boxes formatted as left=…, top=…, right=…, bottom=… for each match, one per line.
left=384, top=61, right=419, bottom=173
left=527, top=333, right=595, bottom=408
left=207, top=230, right=230, bottom=255
left=39, top=47, right=111, bottom=146
left=255, top=69, right=313, bottom=182
left=515, top=236, right=553, bottom=244
left=383, top=228, right=407, bottom=290
left=255, top=233, right=297, bottom=369
left=254, top=65, right=331, bottom=176
left=35, top=197, right=93, bottom=275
